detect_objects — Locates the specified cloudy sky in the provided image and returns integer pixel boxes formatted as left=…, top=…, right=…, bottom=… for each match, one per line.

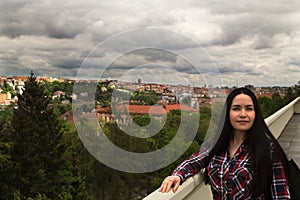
left=0, top=0, right=299, bottom=87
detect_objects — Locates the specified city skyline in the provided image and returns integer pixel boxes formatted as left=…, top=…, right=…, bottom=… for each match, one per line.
left=0, top=73, right=299, bottom=89
left=0, top=0, right=299, bottom=87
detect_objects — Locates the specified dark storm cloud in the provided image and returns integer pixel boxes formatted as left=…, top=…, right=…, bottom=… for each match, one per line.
left=187, top=0, right=300, bottom=47
left=44, top=20, right=84, bottom=39
left=219, top=66, right=261, bottom=76
left=288, top=58, right=300, bottom=71
left=54, top=59, right=81, bottom=70
left=210, top=14, right=294, bottom=47
left=105, top=48, right=207, bottom=75
left=0, top=0, right=299, bottom=86
left=128, top=48, right=177, bottom=63
left=0, top=0, right=87, bottom=39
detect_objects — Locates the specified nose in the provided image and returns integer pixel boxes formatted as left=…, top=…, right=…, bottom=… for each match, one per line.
left=239, top=109, right=247, bottom=118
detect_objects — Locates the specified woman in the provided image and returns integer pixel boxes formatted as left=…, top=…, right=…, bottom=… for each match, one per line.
left=159, top=87, right=291, bottom=199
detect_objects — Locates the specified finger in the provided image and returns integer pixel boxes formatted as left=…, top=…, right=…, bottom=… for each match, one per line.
left=161, top=179, right=174, bottom=193
left=172, top=181, right=180, bottom=193
left=159, top=181, right=169, bottom=193
left=159, top=183, right=166, bottom=192
left=163, top=184, right=172, bottom=193
left=165, top=181, right=173, bottom=193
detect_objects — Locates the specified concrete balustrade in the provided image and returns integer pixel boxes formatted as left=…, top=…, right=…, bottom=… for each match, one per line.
left=143, top=97, right=300, bottom=200
left=265, top=97, right=300, bottom=139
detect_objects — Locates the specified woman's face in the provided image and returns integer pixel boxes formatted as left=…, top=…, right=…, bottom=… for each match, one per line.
left=229, top=93, right=256, bottom=134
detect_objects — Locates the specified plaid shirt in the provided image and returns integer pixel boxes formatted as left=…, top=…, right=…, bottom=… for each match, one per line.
left=172, top=142, right=290, bottom=200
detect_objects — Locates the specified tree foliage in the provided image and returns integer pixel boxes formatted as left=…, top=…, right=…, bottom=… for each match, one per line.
left=131, top=91, right=158, bottom=105
left=0, top=81, right=213, bottom=199
left=43, top=80, right=74, bottom=95
left=258, top=86, right=300, bottom=118
left=0, top=74, right=84, bottom=199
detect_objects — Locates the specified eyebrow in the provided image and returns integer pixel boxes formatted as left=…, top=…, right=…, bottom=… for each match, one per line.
left=231, top=104, right=254, bottom=107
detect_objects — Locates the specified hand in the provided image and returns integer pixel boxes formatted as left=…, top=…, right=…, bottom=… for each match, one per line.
left=159, top=175, right=181, bottom=193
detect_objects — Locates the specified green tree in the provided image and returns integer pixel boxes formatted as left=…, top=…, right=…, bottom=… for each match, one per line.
left=131, top=91, right=158, bottom=105
left=132, top=114, right=151, bottom=126
left=44, top=80, right=74, bottom=95
left=271, top=92, right=284, bottom=114
left=0, top=80, right=16, bottom=97
left=59, top=121, right=86, bottom=200
left=195, top=106, right=212, bottom=145
left=285, top=87, right=296, bottom=104
left=258, top=96, right=274, bottom=118
left=295, top=81, right=300, bottom=96
left=0, top=105, right=14, bottom=198
left=95, top=82, right=114, bottom=107
left=0, top=105, right=13, bottom=165
left=2, top=73, right=78, bottom=199
left=181, top=96, right=191, bottom=105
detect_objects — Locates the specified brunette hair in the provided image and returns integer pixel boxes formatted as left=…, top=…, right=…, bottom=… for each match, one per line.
left=206, top=87, right=289, bottom=198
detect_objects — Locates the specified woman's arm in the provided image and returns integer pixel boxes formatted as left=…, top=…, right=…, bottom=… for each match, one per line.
left=271, top=161, right=290, bottom=199
left=171, top=149, right=209, bottom=182
left=159, top=150, right=209, bottom=194
left=159, top=136, right=215, bottom=193
left=171, top=135, right=215, bottom=182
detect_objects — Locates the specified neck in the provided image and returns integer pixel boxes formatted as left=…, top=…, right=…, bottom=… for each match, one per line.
left=229, top=131, right=246, bottom=159
left=232, top=131, right=246, bottom=146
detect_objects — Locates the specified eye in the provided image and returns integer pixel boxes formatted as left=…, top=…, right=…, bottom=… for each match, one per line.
left=232, top=107, right=240, bottom=111
left=246, top=107, right=254, bottom=111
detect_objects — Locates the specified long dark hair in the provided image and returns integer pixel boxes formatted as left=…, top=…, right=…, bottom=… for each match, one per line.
left=206, top=87, right=289, bottom=198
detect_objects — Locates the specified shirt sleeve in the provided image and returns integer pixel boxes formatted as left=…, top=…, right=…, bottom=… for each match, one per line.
left=271, top=160, right=290, bottom=199
left=171, top=137, right=213, bottom=183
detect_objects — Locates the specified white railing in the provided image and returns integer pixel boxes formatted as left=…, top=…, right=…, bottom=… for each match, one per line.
left=265, top=97, right=300, bottom=139
left=143, top=97, right=300, bottom=200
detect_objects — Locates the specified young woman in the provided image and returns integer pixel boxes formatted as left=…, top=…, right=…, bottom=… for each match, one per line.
left=159, top=87, right=291, bottom=199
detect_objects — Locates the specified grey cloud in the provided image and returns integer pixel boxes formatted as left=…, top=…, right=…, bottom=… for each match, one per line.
left=44, top=18, right=84, bottom=39
left=0, top=0, right=299, bottom=86
left=54, top=59, right=82, bottom=70
left=288, top=58, right=300, bottom=70
left=0, top=0, right=88, bottom=39
left=192, top=1, right=300, bottom=47
left=252, top=35, right=274, bottom=50
left=130, top=48, right=177, bottom=63
left=219, top=65, right=261, bottom=76
left=0, top=66, right=31, bottom=77
left=106, top=49, right=179, bottom=71
left=210, top=14, right=293, bottom=46
left=192, top=0, right=300, bottom=15
left=105, top=48, right=206, bottom=75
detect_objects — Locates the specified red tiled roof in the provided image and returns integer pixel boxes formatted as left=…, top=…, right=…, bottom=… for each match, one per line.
left=256, top=93, right=273, bottom=99
left=96, top=105, right=111, bottom=113
left=164, top=104, right=198, bottom=113
left=101, top=104, right=198, bottom=115
left=116, top=105, right=166, bottom=115
left=102, top=104, right=198, bottom=116
left=14, top=76, right=27, bottom=81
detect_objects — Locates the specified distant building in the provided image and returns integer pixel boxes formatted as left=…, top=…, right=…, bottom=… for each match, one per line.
left=0, top=92, right=11, bottom=103
left=96, top=103, right=198, bottom=124
left=245, top=85, right=254, bottom=90
left=256, top=92, right=273, bottom=99
left=52, top=91, right=66, bottom=99
left=0, top=92, right=17, bottom=106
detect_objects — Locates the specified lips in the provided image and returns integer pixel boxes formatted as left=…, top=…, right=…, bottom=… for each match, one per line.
left=237, top=121, right=248, bottom=125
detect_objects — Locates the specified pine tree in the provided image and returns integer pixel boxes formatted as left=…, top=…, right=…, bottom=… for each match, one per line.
left=7, top=72, right=66, bottom=199
left=0, top=105, right=13, bottom=197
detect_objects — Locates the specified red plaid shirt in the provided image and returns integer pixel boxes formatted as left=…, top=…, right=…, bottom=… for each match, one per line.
left=172, top=142, right=290, bottom=200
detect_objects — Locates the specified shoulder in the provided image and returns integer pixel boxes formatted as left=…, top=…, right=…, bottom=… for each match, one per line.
left=269, top=139, right=287, bottom=163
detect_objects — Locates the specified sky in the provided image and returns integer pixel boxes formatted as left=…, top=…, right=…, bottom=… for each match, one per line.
left=0, top=0, right=299, bottom=87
